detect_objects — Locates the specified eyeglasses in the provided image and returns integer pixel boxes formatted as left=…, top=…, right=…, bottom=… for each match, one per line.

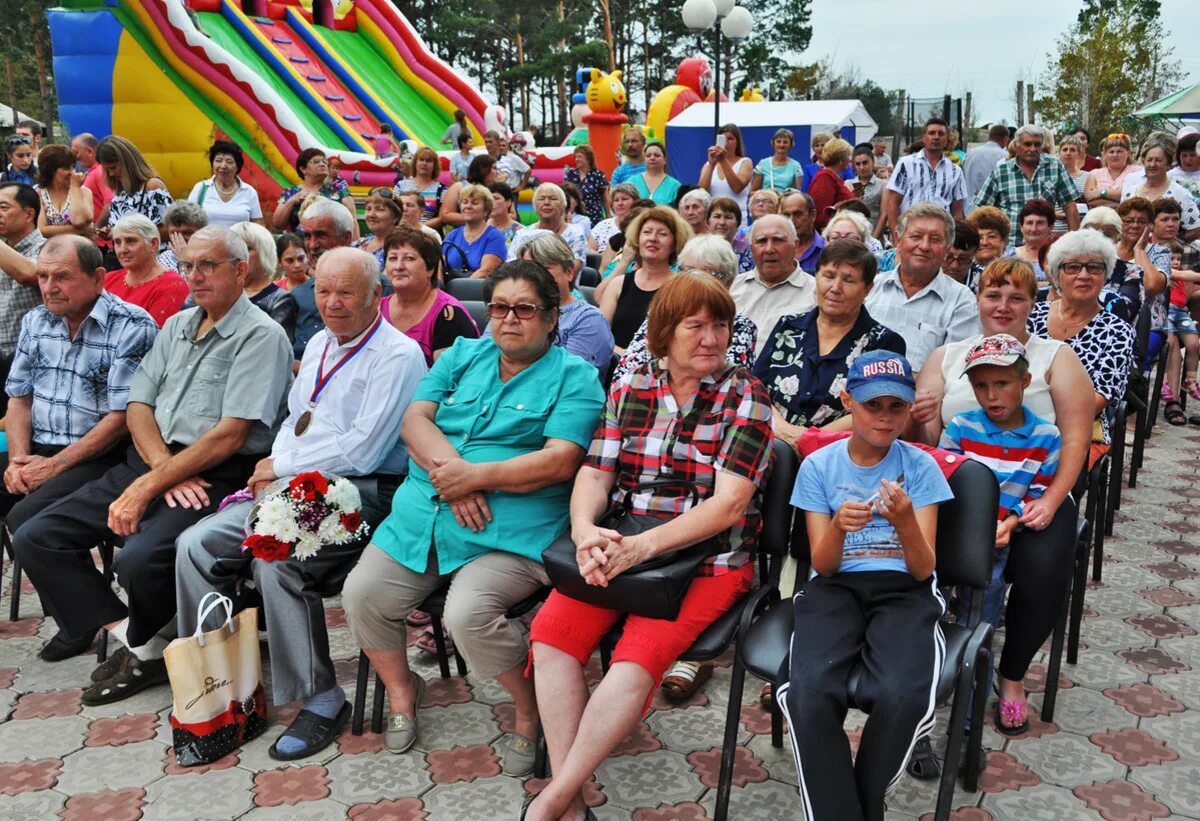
left=486, top=302, right=549, bottom=320
left=178, top=258, right=237, bottom=277
left=369, top=187, right=398, bottom=200
left=1121, top=217, right=1149, bottom=226
left=1060, top=261, right=1107, bottom=276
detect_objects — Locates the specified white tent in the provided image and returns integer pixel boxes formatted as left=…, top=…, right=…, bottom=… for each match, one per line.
left=0, top=108, right=43, bottom=129
left=666, top=100, right=878, bottom=183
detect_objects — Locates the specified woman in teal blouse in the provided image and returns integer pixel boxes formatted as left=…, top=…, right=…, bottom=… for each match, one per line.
left=342, top=260, right=604, bottom=773
left=630, top=142, right=681, bottom=206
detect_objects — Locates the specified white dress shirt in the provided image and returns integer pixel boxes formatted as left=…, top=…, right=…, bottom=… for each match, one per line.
left=864, top=269, right=981, bottom=371
left=730, top=265, right=817, bottom=357
left=271, top=319, right=428, bottom=477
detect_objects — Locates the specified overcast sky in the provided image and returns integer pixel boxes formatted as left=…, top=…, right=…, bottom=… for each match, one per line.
left=800, top=0, right=1199, bottom=127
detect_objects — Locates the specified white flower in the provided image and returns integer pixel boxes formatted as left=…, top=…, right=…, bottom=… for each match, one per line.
left=829, top=375, right=847, bottom=398
left=323, top=478, right=361, bottom=512
left=776, top=374, right=800, bottom=399
left=293, top=531, right=322, bottom=561
left=317, top=513, right=349, bottom=545
left=255, top=496, right=300, bottom=542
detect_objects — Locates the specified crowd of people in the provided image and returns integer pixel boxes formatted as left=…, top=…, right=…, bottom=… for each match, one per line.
left=2, top=111, right=1199, bottom=821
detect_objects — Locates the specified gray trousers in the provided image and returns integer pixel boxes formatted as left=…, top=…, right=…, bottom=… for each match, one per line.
left=175, top=478, right=391, bottom=705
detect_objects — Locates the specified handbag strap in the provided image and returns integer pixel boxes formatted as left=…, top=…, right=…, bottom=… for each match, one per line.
left=193, top=592, right=234, bottom=645
left=618, top=479, right=702, bottom=512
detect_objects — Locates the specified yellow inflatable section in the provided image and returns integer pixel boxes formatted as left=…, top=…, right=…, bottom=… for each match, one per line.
left=111, top=30, right=216, bottom=196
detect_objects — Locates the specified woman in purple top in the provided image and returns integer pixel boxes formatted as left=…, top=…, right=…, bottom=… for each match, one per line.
left=380, top=228, right=479, bottom=365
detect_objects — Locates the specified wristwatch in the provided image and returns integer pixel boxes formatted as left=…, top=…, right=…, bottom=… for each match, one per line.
left=1099, top=188, right=1109, bottom=199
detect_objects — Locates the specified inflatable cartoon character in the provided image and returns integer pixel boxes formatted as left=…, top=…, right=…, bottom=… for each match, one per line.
left=676, top=57, right=713, bottom=101
left=585, top=68, right=627, bottom=114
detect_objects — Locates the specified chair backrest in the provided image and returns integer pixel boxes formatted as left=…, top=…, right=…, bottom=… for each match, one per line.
left=585, top=252, right=602, bottom=271
left=446, top=277, right=486, bottom=303
left=935, top=458, right=999, bottom=590
left=760, top=440, right=799, bottom=560
left=579, top=285, right=597, bottom=306
left=578, top=267, right=601, bottom=287
left=460, top=300, right=490, bottom=332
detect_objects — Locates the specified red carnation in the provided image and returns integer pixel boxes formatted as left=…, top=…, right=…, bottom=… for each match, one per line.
left=340, top=511, right=362, bottom=533
left=243, top=534, right=292, bottom=562
left=289, top=471, right=329, bottom=502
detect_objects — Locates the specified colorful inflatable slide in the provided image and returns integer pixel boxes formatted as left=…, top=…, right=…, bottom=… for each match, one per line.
left=48, top=0, right=505, bottom=202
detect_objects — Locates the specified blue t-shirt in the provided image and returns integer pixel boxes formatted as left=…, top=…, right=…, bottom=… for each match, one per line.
left=611, top=162, right=646, bottom=186
left=443, top=225, right=508, bottom=273
left=792, top=439, right=953, bottom=574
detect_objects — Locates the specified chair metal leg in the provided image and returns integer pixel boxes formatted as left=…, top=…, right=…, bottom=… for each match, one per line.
left=453, top=646, right=468, bottom=679
left=352, top=652, right=370, bottom=735
left=8, top=557, right=21, bottom=623
left=1106, top=428, right=1124, bottom=535
left=371, top=672, right=385, bottom=734
left=769, top=695, right=783, bottom=749
left=934, top=648, right=976, bottom=820
left=1092, top=464, right=1108, bottom=583
left=1129, top=403, right=1147, bottom=487
left=964, top=645, right=990, bottom=791
left=599, top=643, right=612, bottom=675
left=1042, top=575, right=1071, bottom=722
left=1067, top=521, right=1092, bottom=666
left=96, top=630, right=108, bottom=663
left=533, top=735, right=548, bottom=779
left=713, top=656, right=747, bottom=821
left=427, top=614, right=453, bottom=680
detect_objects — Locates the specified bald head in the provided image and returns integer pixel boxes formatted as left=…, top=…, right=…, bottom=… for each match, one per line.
left=314, top=247, right=383, bottom=343
left=42, top=233, right=104, bottom=277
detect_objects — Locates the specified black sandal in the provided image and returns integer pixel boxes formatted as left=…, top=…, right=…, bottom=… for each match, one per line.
left=267, top=702, right=352, bottom=761
left=906, top=737, right=941, bottom=779
left=1165, top=401, right=1186, bottom=426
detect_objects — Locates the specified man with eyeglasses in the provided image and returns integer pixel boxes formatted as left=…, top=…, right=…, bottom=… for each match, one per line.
left=13, top=225, right=293, bottom=706
left=175, top=246, right=426, bottom=760
left=730, top=214, right=816, bottom=357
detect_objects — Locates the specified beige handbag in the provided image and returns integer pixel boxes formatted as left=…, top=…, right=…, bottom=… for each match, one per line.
left=164, top=593, right=268, bottom=767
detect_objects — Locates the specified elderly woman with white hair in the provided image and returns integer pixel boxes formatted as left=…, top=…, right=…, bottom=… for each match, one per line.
left=506, top=182, right=589, bottom=263
left=677, top=188, right=712, bottom=236
left=105, top=213, right=190, bottom=327
left=609, top=234, right=754, bottom=382
left=231, top=221, right=298, bottom=341
left=1081, top=206, right=1144, bottom=323
left=1031, top=230, right=1134, bottom=463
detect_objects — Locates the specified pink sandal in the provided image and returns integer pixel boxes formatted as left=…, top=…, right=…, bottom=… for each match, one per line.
left=1162, top=383, right=1176, bottom=402
left=995, top=697, right=1029, bottom=736
left=1185, top=378, right=1200, bottom=402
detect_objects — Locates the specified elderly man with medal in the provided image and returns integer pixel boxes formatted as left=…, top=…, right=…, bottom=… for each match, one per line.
left=174, top=246, right=427, bottom=761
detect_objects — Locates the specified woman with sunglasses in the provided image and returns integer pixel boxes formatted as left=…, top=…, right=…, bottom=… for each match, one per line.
left=354, top=188, right=404, bottom=267
left=1, top=136, right=36, bottom=186
left=380, top=227, right=478, bottom=366
left=342, top=260, right=604, bottom=770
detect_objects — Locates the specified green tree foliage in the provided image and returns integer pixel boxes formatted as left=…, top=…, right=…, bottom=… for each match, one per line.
left=0, top=0, right=56, bottom=133
left=1033, top=0, right=1181, bottom=139
left=785, top=58, right=899, bottom=135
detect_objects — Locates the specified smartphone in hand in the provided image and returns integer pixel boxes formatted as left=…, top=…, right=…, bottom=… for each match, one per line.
left=716, top=134, right=727, bottom=150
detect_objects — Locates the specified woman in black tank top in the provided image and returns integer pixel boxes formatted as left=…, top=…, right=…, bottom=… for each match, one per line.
left=599, top=206, right=689, bottom=352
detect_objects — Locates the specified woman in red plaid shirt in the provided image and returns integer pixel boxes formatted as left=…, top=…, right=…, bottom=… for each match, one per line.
left=523, top=271, right=775, bottom=821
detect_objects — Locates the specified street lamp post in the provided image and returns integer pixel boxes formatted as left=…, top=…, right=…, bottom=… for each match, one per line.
left=682, top=0, right=753, bottom=139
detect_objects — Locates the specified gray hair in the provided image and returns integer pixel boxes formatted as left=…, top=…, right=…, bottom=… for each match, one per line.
left=315, top=246, right=381, bottom=302
left=41, top=234, right=103, bottom=276
left=678, top=235, right=738, bottom=284
left=300, top=197, right=355, bottom=238
left=896, top=203, right=955, bottom=245
left=190, top=225, right=249, bottom=263
left=1080, top=205, right=1121, bottom=232
left=229, top=221, right=277, bottom=273
left=678, top=188, right=712, bottom=210
left=1014, top=124, right=1047, bottom=144
left=822, top=210, right=872, bottom=242
left=1058, top=134, right=1084, bottom=153
left=533, top=182, right=567, bottom=208
left=521, top=232, right=577, bottom=274
left=750, top=213, right=798, bottom=242
left=111, top=213, right=160, bottom=247
left=773, top=128, right=795, bottom=145
left=163, top=200, right=209, bottom=230
left=1045, top=229, right=1116, bottom=289
left=611, top=182, right=639, bottom=201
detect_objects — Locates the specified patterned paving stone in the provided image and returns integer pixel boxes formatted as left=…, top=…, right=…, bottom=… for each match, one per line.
left=140, top=767, right=254, bottom=821
left=631, top=802, right=712, bottom=820
left=10, top=688, right=82, bottom=719
left=1142, top=710, right=1200, bottom=760
left=346, top=797, right=429, bottom=820
left=982, top=781, right=1105, bottom=819
left=421, top=776, right=526, bottom=819
left=697, top=774, right=801, bottom=819
left=1103, top=683, right=1187, bottom=718
left=324, top=748, right=432, bottom=805
left=1008, top=732, right=1126, bottom=788
left=412, top=701, right=501, bottom=752
left=0, top=757, right=63, bottom=795
left=425, top=743, right=501, bottom=784
left=84, top=712, right=159, bottom=747
left=1090, top=727, right=1179, bottom=767
left=0, top=788, right=68, bottom=820
left=648, top=700, right=740, bottom=755
left=1073, top=779, right=1172, bottom=820
left=1049, top=685, right=1145, bottom=736
left=598, top=749, right=704, bottom=807
left=238, top=798, right=352, bottom=820
left=1066, top=617, right=1152, bottom=652
left=0, top=715, right=88, bottom=762
left=251, top=763, right=332, bottom=806
left=976, top=751, right=1040, bottom=794
left=59, top=787, right=145, bottom=821
left=1128, top=757, right=1200, bottom=816
left=55, top=739, right=166, bottom=794
left=744, top=731, right=796, bottom=786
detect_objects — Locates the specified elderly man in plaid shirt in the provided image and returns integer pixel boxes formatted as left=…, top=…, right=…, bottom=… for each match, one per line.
left=975, top=124, right=1080, bottom=244
left=2, top=235, right=159, bottom=660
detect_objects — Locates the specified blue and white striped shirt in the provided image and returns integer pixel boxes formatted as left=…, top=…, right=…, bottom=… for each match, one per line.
left=5, top=291, right=159, bottom=446
left=939, top=407, right=1060, bottom=521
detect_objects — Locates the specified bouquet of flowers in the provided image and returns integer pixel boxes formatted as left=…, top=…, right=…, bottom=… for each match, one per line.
left=241, top=472, right=369, bottom=562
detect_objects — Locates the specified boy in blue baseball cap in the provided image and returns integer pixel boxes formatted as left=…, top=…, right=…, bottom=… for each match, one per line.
left=777, top=350, right=954, bottom=821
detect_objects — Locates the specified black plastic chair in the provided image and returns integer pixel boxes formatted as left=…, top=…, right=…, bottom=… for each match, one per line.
left=578, top=267, right=601, bottom=287
left=726, top=458, right=999, bottom=821
left=458, top=300, right=490, bottom=332
left=585, top=252, right=602, bottom=271
left=444, top=277, right=486, bottom=303
left=579, top=285, right=597, bottom=306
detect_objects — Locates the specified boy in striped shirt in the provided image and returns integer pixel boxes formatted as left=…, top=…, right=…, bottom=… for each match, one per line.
left=938, top=334, right=1060, bottom=733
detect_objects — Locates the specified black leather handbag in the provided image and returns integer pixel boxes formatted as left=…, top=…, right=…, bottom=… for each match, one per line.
left=542, top=480, right=714, bottom=620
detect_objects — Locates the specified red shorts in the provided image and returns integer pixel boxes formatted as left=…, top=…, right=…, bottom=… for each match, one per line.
left=529, top=565, right=754, bottom=695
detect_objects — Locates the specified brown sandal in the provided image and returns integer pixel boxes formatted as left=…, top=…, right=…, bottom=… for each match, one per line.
left=660, top=662, right=712, bottom=700
left=760, top=683, right=774, bottom=709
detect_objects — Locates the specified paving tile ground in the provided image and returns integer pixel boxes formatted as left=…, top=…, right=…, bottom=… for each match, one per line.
left=3, top=423, right=1200, bottom=819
